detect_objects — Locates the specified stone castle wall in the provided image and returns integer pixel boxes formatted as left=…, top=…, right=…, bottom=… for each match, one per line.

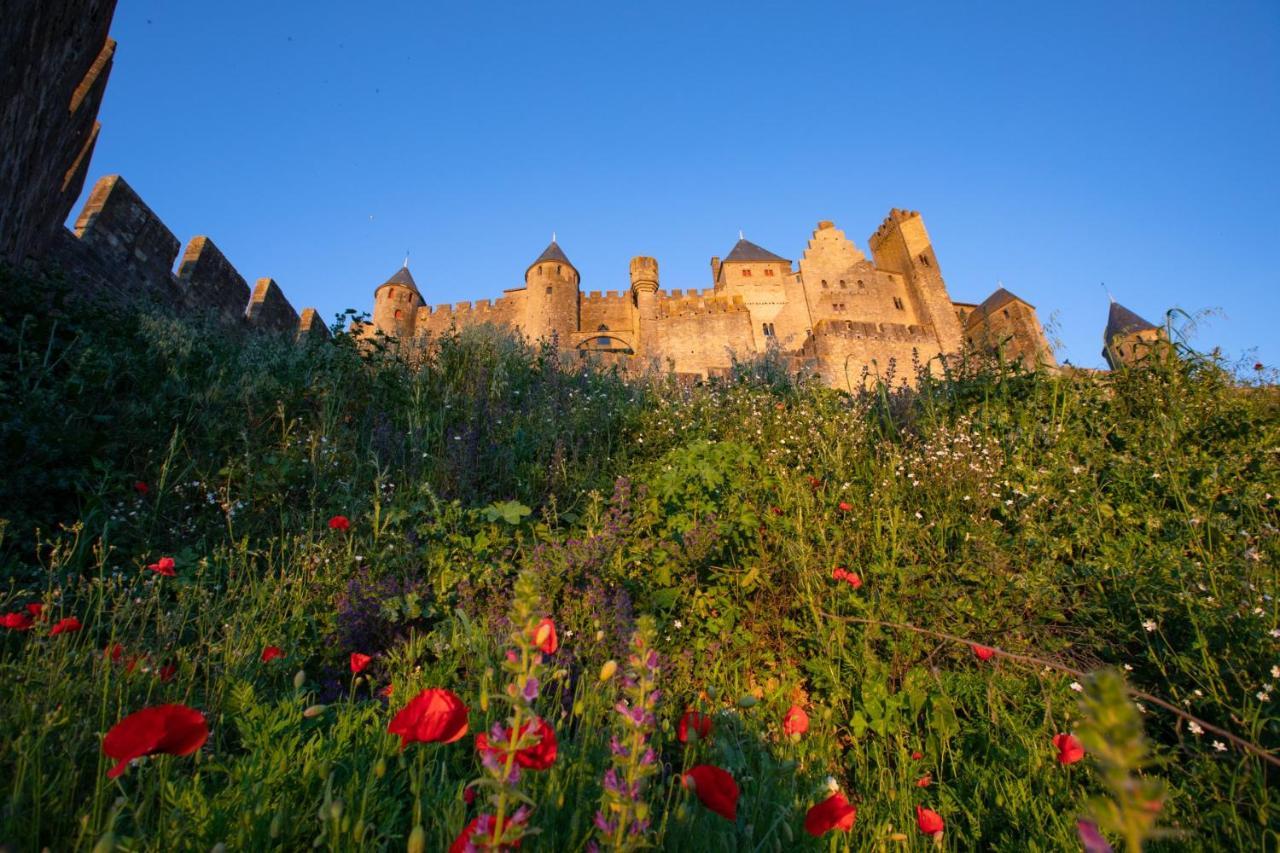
left=1, top=0, right=118, bottom=266
left=47, top=174, right=327, bottom=339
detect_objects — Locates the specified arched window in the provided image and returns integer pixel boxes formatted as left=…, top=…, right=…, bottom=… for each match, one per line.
left=538, top=267, right=543, bottom=276
left=821, top=280, right=828, bottom=289
left=839, top=280, right=847, bottom=288
left=556, top=265, right=562, bottom=274
left=394, top=309, right=403, bottom=319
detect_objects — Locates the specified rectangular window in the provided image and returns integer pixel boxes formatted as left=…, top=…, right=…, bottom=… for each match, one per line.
left=893, top=297, right=904, bottom=310
left=764, top=268, right=775, bottom=277
left=741, top=269, right=752, bottom=277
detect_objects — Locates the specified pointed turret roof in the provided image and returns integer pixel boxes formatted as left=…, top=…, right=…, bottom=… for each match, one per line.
left=526, top=240, right=575, bottom=276
left=975, top=287, right=1034, bottom=316
left=1104, top=301, right=1158, bottom=342
left=722, top=238, right=789, bottom=264
left=377, top=264, right=420, bottom=296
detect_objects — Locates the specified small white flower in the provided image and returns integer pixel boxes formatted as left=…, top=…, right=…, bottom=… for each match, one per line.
left=824, top=776, right=840, bottom=792
left=1213, top=740, right=1227, bottom=752
left=1270, top=629, right=1280, bottom=639
left=1188, top=721, right=1204, bottom=735
left=1069, top=681, right=1084, bottom=692
left=1142, top=620, right=1157, bottom=633
left=673, top=620, right=683, bottom=629
left=1123, top=664, right=1134, bottom=672
left=1256, top=691, right=1270, bottom=702
left=914, top=511, right=923, bottom=519
left=1271, top=665, right=1280, bottom=679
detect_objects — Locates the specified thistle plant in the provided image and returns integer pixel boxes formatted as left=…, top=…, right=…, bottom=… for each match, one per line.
left=592, top=616, right=660, bottom=850
left=466, top=572, right=558, bottom=850
left=1075, top=669, right=1168, bottom=853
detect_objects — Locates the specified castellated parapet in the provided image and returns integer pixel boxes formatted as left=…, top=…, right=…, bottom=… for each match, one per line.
left=362, top=212, right=1056, bottom=389
left=45, top=174, right=329, bottom=341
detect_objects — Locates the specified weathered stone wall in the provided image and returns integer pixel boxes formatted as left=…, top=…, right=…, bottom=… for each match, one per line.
left=965, top=297, right=1056, bottom=369
left=1, top=0, right=118, bottom=266
left=649, top=295, right=756, bottom=376
left=806, top=319, right=945, bottom=391
left=45, top=174, right=327, bottom=341
left=579, top=291, right=635, bottom=338
left=177, top=237, right=251, bottom=324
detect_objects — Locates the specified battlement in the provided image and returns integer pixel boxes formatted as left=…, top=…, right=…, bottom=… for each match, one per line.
left=582, top=290, right=629, bottom=305
left=813, top=318, right=935, bottom=342
left=867, top=208, right=922, bottom=252
left=50, top=174, right=327, bottom=341
left=658, top=286, right=722, bottom=302
left=658, top=293, right=747, bottom=318
left=422, top=292, right=519, bottom=318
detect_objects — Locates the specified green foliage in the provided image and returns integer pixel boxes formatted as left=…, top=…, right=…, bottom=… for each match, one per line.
left=0, top=263, right=1277, bottom=850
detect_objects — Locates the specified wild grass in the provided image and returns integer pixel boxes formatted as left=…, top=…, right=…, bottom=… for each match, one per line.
left=0, top=265, right=1276, bottom=850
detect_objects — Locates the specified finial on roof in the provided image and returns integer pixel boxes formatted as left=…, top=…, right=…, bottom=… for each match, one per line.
left=738, top=229, right=744, bottom=241
left=552, top=230, right=557, bottom=243
left=1102, top=282, right=1115, bottom=303
left=403, top=251, right=409, bottom=269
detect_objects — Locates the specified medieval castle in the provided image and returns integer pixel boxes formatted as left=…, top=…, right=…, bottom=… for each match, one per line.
left=4, top=0, right=1168, bottom=379
left=359, top=213, right=1060, bottom=389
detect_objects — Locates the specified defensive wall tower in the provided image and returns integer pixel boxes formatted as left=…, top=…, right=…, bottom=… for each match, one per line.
left=1102, top=301, right=1166, bottom=369
left=523, top=240, right=579, bottom=343
left=629, top=255, right=659, bottom=350
left=372, top=264, right=422, bottom=343
left=868, top=209, right=965, bottom=354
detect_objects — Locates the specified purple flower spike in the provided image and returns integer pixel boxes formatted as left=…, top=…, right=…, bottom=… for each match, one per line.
left=521, top=676, right=540, bottom=702
left=1077, top=820, right=1114, bottom=853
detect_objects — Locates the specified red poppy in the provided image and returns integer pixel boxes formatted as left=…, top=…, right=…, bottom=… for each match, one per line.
left=845, top=572, right=863, bottom=590
left=328, top=515, right=350, bottom=531
left=147, top=557, right=176, bottom=576
left=1, top=612, right=33, bottom=631
left=1053, top=733, right=1085, bottom=765
left=134, top=480, right=149, bottom=495
left=804, top=791, right=856, bottom=836
left=838, top=501, right=853, bottom=512
left=102, top=703, right=208, bottom=778
left=350, top=652, right=372, bottom=674
left=387, top=688, right=470, bottom=749
left=1254, top=362, right=1265, bottom=372
left=911, top=750, right=923, bottom=761
left=770, top=506, right=783, bottom=516
left=531, top=618, right=558, bottom=654
left=50, top=616, right=81, bottom=636
left=475, top=716, right=558, bottom=770
left=916, top=805, right=944, bottom=835
left=782, top=705, right=809, bottom=737
left=678, top=710, right=714, bottom=744
left=448, top=815, right=521, bottom=853
left=971, top=644, right=996, bottom=661
left=106, top=643, right=125, bottom=663
left=25, top=602, right=44, bottom=619
left=916, top=773, right=932, bottom=788
left=157, top=662, right=177, bottom=682
left=683, top=764, right=739, bottom=821
left=808, top=476, right=822, bottom=490
left=261, top=646, right=284, bottom=663
left=381, top=683, right=394, bottom=698
left=832, top=567, right=848, bottom=581
left=463, top=784, right=477, bottom=804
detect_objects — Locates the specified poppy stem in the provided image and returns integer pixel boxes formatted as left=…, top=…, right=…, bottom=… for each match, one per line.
left=820, top=612, right=1280, bottom=769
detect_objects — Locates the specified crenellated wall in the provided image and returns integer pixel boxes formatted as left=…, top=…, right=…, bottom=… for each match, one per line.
left=45, top=174, right=329, bottom=341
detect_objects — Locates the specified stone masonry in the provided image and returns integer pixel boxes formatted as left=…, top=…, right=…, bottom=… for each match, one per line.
left=361, top=214, right=1058, bottom=390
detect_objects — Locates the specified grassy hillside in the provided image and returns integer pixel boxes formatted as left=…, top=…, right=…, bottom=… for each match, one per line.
left=1, top=265, right=1277, bottom=851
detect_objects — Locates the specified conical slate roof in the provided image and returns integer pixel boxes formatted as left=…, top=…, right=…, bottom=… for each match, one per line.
left=723, top=238, right=789, bottom=264
left=527, top=240, right=575, bottom=275
left=1104, top=301, right=1158, bottom=342
left=378, top=265, right=420, bottom=296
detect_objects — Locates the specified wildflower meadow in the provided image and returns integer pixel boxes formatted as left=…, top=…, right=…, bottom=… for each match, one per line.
left=1, top=266, right=1277, bottom=850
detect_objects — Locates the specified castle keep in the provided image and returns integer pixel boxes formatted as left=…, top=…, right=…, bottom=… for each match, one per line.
left=361, top=212, right=1056, bottom=389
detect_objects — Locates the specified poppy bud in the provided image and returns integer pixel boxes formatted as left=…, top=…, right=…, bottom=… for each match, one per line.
left=599, top=660, right=618, bottom=681
left=91, top=831, right=116, bottom=853
left=374, top=758, right=387, bottom=778
left=407, top=824, right=427, bottom=853
left=329, top=800, right=344, bottom=821
left=595, top=630, right=605, bottom=641
left=269, top=812, right=282, bottom=838
left=303, top=704, right=327, bottom=718
left=353, top=820, right=365, bottom=842
left=294, top=670, right=306, bottom=689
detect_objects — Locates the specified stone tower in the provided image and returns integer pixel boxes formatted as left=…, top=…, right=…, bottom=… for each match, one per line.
left=963, top=287, right=1056, bottom=368
left=629, top=255, right=659, bottom=352
left=372, top=264, right=422, bottom=343
left=868, top=210, right=965, bottom=354
left=1102, top=301, right=1166, bottom=369
left=523, top=240, right=580, bottom=343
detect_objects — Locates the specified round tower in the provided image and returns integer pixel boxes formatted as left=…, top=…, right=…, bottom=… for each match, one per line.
left=629, top=256, right=659, bottom=353
left=372, top=264, right=422, bottom=343
left=523, top=239, right=579, bottom=343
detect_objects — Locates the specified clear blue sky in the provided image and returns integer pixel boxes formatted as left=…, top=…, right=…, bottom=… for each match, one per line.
left=74, top=1, right=1279, bottom=368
